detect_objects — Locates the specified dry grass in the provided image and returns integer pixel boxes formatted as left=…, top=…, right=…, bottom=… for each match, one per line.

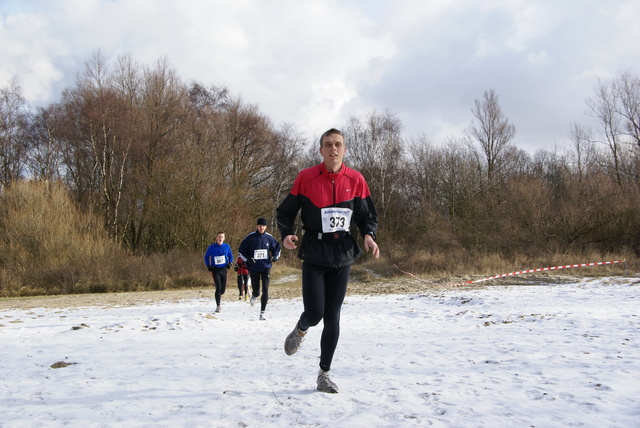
left=388, top=248, right=632, bottom=284
left=0, top=181, right=634, bottom=298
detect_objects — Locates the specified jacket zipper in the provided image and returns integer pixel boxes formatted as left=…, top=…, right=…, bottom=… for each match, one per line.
left=331, top=179, right=336, bottom=205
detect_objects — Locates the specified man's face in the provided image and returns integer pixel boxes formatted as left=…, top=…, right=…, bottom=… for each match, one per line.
left=319, top=133, right=346, bottom=172
left=216, top=233, right=225, bottom=244
left=257, top=225, right=267, bottom=234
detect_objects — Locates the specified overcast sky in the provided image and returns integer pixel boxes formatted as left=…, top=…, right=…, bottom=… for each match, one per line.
left=2, top=0, right=639, bottom=152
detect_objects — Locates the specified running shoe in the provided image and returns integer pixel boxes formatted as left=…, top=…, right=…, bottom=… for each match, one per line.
left=250, top=296, right=256, bottom=307
left=215, top=306, right=221, bottom=313
left=316, top=369, right=339, bottom=393
left=259, top=311, right=266, bottom=321
left=284, top=323, right=306, bottom=355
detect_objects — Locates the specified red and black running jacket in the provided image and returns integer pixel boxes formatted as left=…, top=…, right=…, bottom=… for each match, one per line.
left=276, top=163, right=378, bottom=269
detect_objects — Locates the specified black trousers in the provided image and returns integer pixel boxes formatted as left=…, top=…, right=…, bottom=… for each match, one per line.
left=298, top=262, right=351, bottom=372
left=237, top=274, right=249, bottom=295
left=211, top=267, right=228, bottom=306
left=250, top=269, right=271, bottom=311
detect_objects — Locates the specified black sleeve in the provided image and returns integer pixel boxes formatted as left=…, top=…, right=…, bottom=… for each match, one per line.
left=355, top=195, right=378, bottom=240
left=276, top=193, right=300, bottom=240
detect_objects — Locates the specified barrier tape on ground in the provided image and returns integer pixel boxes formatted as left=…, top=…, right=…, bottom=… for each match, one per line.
left=394, top=260, right=625, bottom=288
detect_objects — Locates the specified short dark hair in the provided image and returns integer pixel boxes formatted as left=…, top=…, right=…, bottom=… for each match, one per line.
left=319, top=128, right=343, bottom=148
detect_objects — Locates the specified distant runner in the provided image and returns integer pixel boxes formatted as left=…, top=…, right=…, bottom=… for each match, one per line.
left=204, top=231, right=233, bottom=313
left=238, top=218, right=281, bottom=320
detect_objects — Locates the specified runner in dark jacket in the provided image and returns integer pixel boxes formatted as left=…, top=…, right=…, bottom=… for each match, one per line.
left=277, top=128, right=379, bottom=393
left=238, top=218, right=281, bottom=320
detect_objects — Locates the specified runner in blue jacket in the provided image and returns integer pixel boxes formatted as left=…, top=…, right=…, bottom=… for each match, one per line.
left=238, top=218, right=281, bottom=320
left=204, top=231, right=234, bottom=313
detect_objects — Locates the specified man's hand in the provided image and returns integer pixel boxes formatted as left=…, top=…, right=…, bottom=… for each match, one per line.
left=283, top=234, right=298, bottom=250
left=363, top=234, right=380, bottom=259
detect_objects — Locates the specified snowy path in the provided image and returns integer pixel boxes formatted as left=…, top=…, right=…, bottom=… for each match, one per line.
left=1, top=278, right=638, bottom=427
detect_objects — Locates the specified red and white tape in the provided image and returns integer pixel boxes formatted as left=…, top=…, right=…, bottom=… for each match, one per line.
left=394, top=260, right=625, bottom=287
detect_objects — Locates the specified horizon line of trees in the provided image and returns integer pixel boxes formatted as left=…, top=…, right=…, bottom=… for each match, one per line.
left=2, top=51, right=640, bottom=261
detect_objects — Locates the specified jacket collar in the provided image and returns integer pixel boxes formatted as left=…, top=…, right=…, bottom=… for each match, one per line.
left=320, top=162, right=346, bottom=179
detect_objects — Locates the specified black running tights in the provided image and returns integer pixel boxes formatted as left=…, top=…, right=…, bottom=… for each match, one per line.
left=250, top=269, right=271, bottom=311
left=298, top=262, right=350, bottom=372
left=211, top=267, right=228, bottom=306
left=237, top=274, right=249, bottom=295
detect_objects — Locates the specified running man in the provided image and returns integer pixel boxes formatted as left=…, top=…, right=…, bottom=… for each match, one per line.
left=276, top=128, right=380, bottom=393
left=238, top=218, right=281, bottom=320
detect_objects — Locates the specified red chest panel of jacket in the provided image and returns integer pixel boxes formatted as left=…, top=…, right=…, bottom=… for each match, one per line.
left=290, top=163, right=370, bottom=208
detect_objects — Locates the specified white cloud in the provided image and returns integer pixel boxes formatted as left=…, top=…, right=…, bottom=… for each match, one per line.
left=1, top=0, right=639, bottom=151
left=0, top=11, right=66, bottom=100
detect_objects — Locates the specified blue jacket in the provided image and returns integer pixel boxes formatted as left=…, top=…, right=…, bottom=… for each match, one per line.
left=204, top=243, right=233, bottom=268
left=238, top=230, right=281, bottom=272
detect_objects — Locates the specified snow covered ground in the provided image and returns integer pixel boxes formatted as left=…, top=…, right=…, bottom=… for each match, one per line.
left=1, top=277, right=638, bottom=427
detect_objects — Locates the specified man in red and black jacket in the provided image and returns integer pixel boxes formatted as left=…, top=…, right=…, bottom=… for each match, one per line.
left=277, top=128, right=380, bottom=394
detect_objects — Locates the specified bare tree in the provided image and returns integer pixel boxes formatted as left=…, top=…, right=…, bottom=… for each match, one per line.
left=403, top=136, right=480, bottom=249
left=27, top=105, right=64, bottom=182
left=343, top=110, right=405, bottom=223
left=267, top=123, right=305, bottom=219
left=467, top=89, right=516, bottom=183
left=217, top=97, right=280, bottom=193
left=567, top=122, right=594, bottom=182
left=54, top=51, right=135, bottom=245
left=0, top=80, right=31, bottom=188
left=127, top=57, right=189, bottom=251
left=612, top=70, right=640, bottom=149
left=587, top=78, right=625, bottom=185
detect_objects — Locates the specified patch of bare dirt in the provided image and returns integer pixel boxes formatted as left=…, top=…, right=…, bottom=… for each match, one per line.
left=0, top=277, right=442, bottom=310
left=0, top=273, right=591, bottom=310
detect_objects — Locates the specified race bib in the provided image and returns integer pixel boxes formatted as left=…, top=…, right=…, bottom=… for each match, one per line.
left=254, top=249, right=268, bottom=260
left=321, top=207, right=352, bottom=233
left=214, top=255, right=225, bottom=265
